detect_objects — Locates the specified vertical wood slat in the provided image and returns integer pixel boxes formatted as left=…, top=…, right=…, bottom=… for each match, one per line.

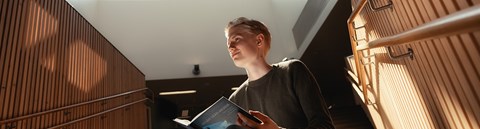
left=14, top=0, right=27, bottom=129
left=46, top=1, right=55, bottom=127
left=7, top=0, right=19, bottom=123
left=9, top=0, right=21, bottom=127
left=430, top=5, right=466, bottom=128
left=422, top=0, right=462, bottom=128
left=449, top=1, right=480, bottom=126
left=83, top=2, right=87, bottom=128
left=439, top=0, right=478, bottom=127
left=445, top=1, right=476, bottom=128
left=31, top=0, right=42, bottom=128
left=393, top=1, right=441, bottom=128
left=43, top=0, right=52, bottom=128
left=5, top=1, right=19, bottom=128
left=89, top=18, right=94, bottom=129
left=40, top=2, right=49, bottom=125
left=39, top=1, right=47, bottom=128
left=77, top=6, right=83, bottom=129
left=350, top=0, right=480, bottom=128
left=38, top=0, right=47, bottom=128
left=62, top=2, right=69, bottom=126
left=13, top=2, right=22, bottom=126
left=91, top=22, right=96, bottom=129
left=75, top=8, right=82, bottom=129
left=61, top=0, right=68, bottom=126
left=403, top=2, right=435, bottom=128
left=96, top=28, right=100, bottom=129
left=0, top=1, right=8, bottom=128
left=54, top=0, right=62, bottom=127
left=22, top=1, right=34, bottom=129
left=414, top=1, right=452, bottom=128
left=17, top=0, right=29, bottom=128
left=0, top=2, right=7, bottom=105
left=51, top=0, right=60, bottom=127
left=24, top=0, right=32, bottom=127
left=73, top=8, right=81, bottom=129
left=66, top=1, right=74, bottom=128
left=50, top=0, right=57, bottom=124
left=0, top=0, right=7, bottom=124
left=1, top=0, right=14, bottom=124
left=1, top=0, right=147, bottom=128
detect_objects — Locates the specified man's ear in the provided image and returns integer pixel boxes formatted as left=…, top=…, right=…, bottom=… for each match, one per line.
left=256, top=34, right=265, bottom=46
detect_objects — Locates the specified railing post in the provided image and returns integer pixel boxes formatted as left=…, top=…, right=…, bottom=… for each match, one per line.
left=348, top=0, right=369, bottom=105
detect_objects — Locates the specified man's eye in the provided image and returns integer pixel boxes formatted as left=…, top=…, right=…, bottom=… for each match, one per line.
left=235, top=38, right=240, bottom=42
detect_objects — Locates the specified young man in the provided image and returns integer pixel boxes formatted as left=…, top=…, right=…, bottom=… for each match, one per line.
left=225, top=17, right=335, bottom=129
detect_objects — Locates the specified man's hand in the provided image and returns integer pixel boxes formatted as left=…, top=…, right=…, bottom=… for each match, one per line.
left=236, top=110, right=280, bottom=129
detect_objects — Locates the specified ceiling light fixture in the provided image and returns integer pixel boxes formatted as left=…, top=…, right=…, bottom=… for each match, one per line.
left=159, top=90, right=196, bottom=95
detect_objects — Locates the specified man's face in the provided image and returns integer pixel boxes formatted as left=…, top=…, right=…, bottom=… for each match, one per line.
left=226, top=26, right=260, bottom=68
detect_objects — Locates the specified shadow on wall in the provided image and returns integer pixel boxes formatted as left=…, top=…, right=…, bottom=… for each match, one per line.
left=360, top=0, right=480, bottom=126
left=151, top=96, right=179, bottom=129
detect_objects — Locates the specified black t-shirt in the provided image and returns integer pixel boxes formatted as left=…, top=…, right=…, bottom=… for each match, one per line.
left=229, top=59, right=334, bottom=129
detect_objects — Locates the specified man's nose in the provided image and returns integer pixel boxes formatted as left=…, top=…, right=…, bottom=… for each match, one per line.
left=228, top=42, right=236, bottom=49
left=228, top=47, right=236, bottom=52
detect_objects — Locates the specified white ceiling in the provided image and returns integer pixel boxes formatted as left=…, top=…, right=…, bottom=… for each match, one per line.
left=66, top=0, right=308, bottom=80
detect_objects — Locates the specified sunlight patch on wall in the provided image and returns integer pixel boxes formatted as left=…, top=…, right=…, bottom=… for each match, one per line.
left=68, top=40, right=107, bottom=93
left=25, top=1, right=58, bottom=47
left=41, top=53, right=56, bottom=72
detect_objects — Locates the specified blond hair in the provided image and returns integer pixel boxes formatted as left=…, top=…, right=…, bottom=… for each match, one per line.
left=225, top=17, right=271, bottom=56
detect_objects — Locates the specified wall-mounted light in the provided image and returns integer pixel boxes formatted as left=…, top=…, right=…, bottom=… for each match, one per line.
left=192, top=64, right=200, bottom=75
left=159, top=90, right=196, bottom=96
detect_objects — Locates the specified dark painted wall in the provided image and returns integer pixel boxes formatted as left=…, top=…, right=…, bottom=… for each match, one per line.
left=300, top=0, right=354, bottom=107
left=146, top=75, right=247, bottom=129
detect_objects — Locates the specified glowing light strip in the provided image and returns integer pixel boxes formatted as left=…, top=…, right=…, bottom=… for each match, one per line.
left=159, top=90, right=196, bottom=95
left=231, top=87, right=239, bottom=91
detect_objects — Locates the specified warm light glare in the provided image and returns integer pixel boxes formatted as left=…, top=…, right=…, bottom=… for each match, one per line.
left=41, top=53, right=56, bottom=72
left=26, top=1, right=58, bottom=47
left=159, top=90, right=196, bottom=95
left=231, top=87, right=239, bottom=91
left=68, top=40, right=107, bottom=93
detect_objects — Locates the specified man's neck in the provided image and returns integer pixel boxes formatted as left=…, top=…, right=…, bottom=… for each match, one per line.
left=244, top=59, right=272, bottom=81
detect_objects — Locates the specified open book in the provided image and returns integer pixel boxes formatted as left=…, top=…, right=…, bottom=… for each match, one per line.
left=173, top=97, right=261, bottom=129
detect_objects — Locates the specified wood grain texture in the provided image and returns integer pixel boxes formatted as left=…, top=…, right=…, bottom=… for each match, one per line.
left=0, top=0, right=147, bottom=128
left=349, top=0, right=480, bottom=128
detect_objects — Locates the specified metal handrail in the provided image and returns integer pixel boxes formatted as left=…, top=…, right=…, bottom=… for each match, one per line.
left=357, top=5, right=480, bottom=50
left=0, top=88, right=149, bottom=124
left=145, top=88, right=156, bottom=103
left=387, top=47, right=414, bottom=60
left=368, top=0, right=393, bottom=12
left=353, top=24, right=366, bottom=42
left=47, top=98, right=148, bottom=129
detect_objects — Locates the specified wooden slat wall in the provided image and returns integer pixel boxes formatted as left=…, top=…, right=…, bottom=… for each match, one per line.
left=349, top=0, right=480, bottom=128
left=0, top=0, right=148, bottom=129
